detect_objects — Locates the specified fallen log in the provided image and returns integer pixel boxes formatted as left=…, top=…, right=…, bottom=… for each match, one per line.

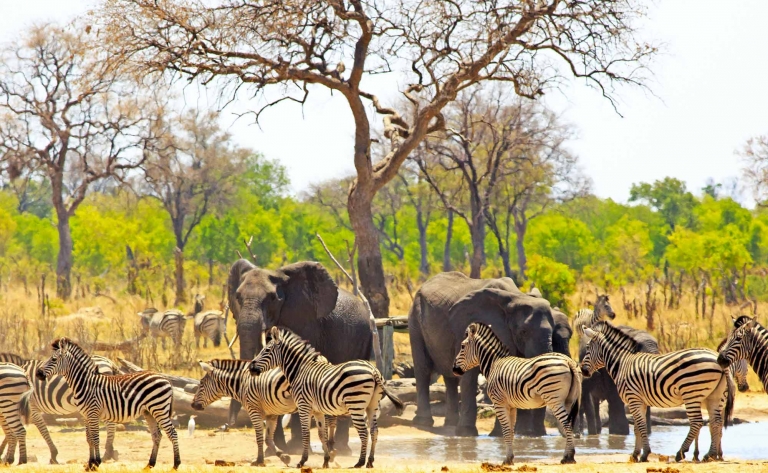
left=118, top=358, right=200, bottom=390
left=87, top=336, right=146, bottom=353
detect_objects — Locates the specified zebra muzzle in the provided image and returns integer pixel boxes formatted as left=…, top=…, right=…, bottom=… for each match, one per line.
left=191, top=402, right=204, bottom=411
left=248, top=363, right=262, bottom=376
left=580, top=366, right=592, bottom=378
left=452, top=366, right=464, bottom=376
left=717, top=354, right=730, bottom=368
left=35, top=369, right=47, bottom=381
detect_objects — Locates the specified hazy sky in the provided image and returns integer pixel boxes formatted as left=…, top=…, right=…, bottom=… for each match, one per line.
left=3, top=0, right=768, bottom=203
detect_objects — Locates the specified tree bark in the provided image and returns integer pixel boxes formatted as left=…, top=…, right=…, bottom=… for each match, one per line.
left=469, top=211, right=486, bottom=278
left=416, top=208, right=430, bottom=277
left=55, top=210, right=73, bottom=299
left=174, top=247, right=185, bottom=306
left=443, top=209, right=454, bottom=272
left=348, top=188, right=390, bottom=318
left=515, top=218, right=528, bottom=280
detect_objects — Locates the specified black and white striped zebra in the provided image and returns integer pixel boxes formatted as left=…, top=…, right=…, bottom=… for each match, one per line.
left=452, top=323, right=581, bottom=465
left=36, top=338, right=180, bottom=470
left=581, top=321, right=734, bottom=463
left=6, top=355, right=121, bottom=464
left=0, top=363, right=31, bottom=465
left=191, top=359, right=295, bottom=466
left=573, top=295, right=616, bottom=338
left=718, top=316, right=768, bottom=392
left=190, top=311, right=226, bottom=348
left=248, top=327, right=404, bottom=469
left=716, top=337, right=749, bottom=393
left=138, top=308, right=186, bottom=348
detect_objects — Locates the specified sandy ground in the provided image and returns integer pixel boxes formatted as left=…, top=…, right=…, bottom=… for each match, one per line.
left=6, top=392, right=768, bottom=472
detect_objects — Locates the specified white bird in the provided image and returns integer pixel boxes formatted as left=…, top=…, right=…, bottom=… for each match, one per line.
left=188, top=415, right=197, bottom=438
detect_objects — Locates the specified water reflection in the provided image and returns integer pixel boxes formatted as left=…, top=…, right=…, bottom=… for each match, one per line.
left=336, top=422, right=768, bottom=463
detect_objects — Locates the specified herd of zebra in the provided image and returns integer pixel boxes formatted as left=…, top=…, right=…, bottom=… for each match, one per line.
left=0, top=303, right=766, bottom=468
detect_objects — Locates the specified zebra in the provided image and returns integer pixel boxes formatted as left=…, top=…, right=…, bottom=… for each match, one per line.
left=0, top=363, right=31, bottom=465
left=0, top=354, right=121, bottom=464
left=573, top=294, right=616, bottom=338
left=452, top=323, right=581, bottom=465
left=138, top=308, right=187, bottom=348
left=248, top=326, right=404, bottom=469
left=36, top=338, right=180, bottom=470
left=191, top=359, right=295, bottom=465
left=581, top=321, right=734, bottom=463
left=184, top=294, right=226, bottom=348
left=718, top=316, right=768, bottom=393
left=716, top=337, right=749, bottom=393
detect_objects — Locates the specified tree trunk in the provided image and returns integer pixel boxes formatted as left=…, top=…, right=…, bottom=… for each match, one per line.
left=515, top=219, right=528, bottom=280
left=55, top=211, right=73, bottom=299
left=499, top=245, right=513, bottom=279
left=348, top=188, right=390, bottom=318
left=174, top=247, right=185, bottom=307
left=443, top=209, right=454, bottom=272
left=469, top=212, right=486, bottom=278
left=208, top=258, right=214, bottom=287
left=416, top=209, right=430, bottom=277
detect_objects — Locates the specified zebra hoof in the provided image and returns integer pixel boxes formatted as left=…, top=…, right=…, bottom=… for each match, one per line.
left=366, top=460, right=374, bottom=468
left=353, top=460, right=365, bottom=468
left=560, top=455, right=576, bottom=464
left=675, top=451, right=684, bottom=462
left=702, top=454, right=717, bottom=463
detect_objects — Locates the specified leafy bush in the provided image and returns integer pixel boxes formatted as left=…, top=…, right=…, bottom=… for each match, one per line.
left=525, top=255, right=576, bottom=312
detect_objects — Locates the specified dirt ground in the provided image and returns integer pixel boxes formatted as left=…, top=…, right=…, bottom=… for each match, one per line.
left=9, top=392, right=768, bottom=472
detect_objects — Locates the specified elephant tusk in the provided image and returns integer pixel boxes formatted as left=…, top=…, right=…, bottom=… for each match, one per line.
left=228, top=331, right=239, bottom=349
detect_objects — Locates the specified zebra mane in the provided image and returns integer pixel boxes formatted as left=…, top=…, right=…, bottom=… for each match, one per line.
left=278, top=328, right=323, bottom=362
left=592, top=321, right=644, bottom=354
left=734, top=315, right=754, bottom=329
left=52, top=337, right=96, bottom=366
left=471, top=323, right=511, bottom=357
left=210, top=359, right=251, bottom=370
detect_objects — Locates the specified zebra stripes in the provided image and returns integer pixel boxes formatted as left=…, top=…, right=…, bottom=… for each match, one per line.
left=249, top=327, right=404, bottom=469
left=192, top=359, right=295, bottom=466
left=718, top=316, right=768, bottom=392
left=573, top=295, right=616, bottom=338
left=192, top=311, right=226, bottom=348
left=581, top=321, right=734, bottom=463
left=0, top=363, right=31, bottom=465
left=453, top=323, right=581, bottom=465
left=139, top=309, right=186, bottom=348
left=37, top=338, right=180, bottom=470
left=716, top=337, right=749, bottom=393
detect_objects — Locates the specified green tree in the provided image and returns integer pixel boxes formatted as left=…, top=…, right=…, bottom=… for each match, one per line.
left=629, top=177, right=698, bottom=231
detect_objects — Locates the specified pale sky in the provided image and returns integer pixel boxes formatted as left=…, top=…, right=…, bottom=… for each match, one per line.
left=2, top=0, right=767, bottom=204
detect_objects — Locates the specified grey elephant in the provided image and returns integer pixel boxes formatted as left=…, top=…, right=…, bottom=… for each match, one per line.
left=578, top=325, right=658, bottom=435
left=227, top=259, right=373, bottom=453
left=409, top=272, right=564, bottom=436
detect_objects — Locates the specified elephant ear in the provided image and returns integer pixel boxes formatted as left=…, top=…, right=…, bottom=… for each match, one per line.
left=448, top=288, right=524, bottom=354
left=279, top=261, right=339, bottom=319
left=227, top=259, right=256, bottom=321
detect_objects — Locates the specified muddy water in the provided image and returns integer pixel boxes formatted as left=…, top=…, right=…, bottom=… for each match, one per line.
left=328, top=423, right=768, bottom=462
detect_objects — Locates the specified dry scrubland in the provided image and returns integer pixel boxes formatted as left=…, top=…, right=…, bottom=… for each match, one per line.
left=2, top=283, right=768, bottom=470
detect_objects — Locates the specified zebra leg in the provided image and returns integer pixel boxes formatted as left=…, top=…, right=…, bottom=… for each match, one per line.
left=84, top=415, right=101, bottom=470
left=493, top=404, right=516, bottom=465
left=245, top=406, right=266, bottom=466
left=365, top=401, right=379, bottom=468
left=4, top=407, right=27, bottom=466
left=350, top=410, right=369, bottom=468
left=703, top=392, right=724, bottom=462
left=144, top=413, right=162, bottom=469
left=315, top=413, right=330, bottom=468
left=627, top=401, right=650, bottom=462
left=296, top=405, right=312, bottom=468
left=444, top=375, right=460, bottom=427
left=676, top=401, right=703, bottom=462
left=31, top=406, right=59, bottom=464
left=326, top=416, right=338, bottom=456
left=0, top=415, right=16, bottom=465
left=693, top=437, right=700, bottom=463
left=103, top=421, right=117, bottom=461
left=155, top=411, right=181, bottom=469
left=548, top=401, right=576, bottom=464
left=265, top=416, right=278, bottom=457
left=203, top=336, right=208, bottom=349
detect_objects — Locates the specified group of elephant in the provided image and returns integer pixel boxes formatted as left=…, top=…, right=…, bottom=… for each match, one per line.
left=225, top=258, right=652, bottom=453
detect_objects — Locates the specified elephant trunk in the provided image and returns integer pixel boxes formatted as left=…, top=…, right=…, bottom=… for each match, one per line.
left=229, top=304, right=265, bottom=426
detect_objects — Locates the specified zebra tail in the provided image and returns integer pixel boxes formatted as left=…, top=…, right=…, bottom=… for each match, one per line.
left=383, top=386, right=405, bottom=416
left=19, top=390, right=32, bottom=425
left=566, top=361, right=582, bottom=428
left=724, top=369, right=735, bottom=429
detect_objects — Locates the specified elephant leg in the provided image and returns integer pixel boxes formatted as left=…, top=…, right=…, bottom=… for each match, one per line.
left=590, top=393, right=602, bottom=434
left=456, top=367, right=479, bottom=437
left=606, top=378, right=629, bottom=435
left=410, top=319, right=435, bottom=428
left=489, top=418, right=503, bottom=437
left=516, top=408, right=547, bottom=436
left=333, top=416, right=352, bottom=455
left=444, top=376, right=460, bottom=427
left=581, top=387, right=597, bottom=436
left=285, top=413, right=305, bottom=454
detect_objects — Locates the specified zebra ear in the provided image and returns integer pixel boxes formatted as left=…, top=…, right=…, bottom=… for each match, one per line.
left=199, top=361, right=214, bottom=373
left=583, top=327, right=597, bottom=340
left=270, top=326, right=280, bottom=343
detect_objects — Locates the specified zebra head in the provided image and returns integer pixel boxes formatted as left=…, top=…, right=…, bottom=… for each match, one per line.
left=37, top=337, right=78, bottom=381
left=594, top=295, right=616, bottom=320
left=192, top=360, right=237, bottom=411
left=579, top=326, right=604, bottom=378
left=718, top=318, right=758, bottom=369
left=453, top=323, right=482, bottom=376
left=249, top=326, right=283, bottom=376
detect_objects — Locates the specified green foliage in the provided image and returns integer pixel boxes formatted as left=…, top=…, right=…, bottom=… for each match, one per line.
left=629, top=177, right=698, bottom=230
left=527, top=214, right=594, bottom=270
left=525, top=255, right=576, bottom=311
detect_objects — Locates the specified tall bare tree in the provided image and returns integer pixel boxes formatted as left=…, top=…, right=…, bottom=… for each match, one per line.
left=0, top=23, right=150, bottom=298
left=140, top=109, right=241, bottom=306
left=98, top=0, right=655, bottom=316
left=485, top=103, right=588, bottom=279
left=740, top=134, right=768, bottom=205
